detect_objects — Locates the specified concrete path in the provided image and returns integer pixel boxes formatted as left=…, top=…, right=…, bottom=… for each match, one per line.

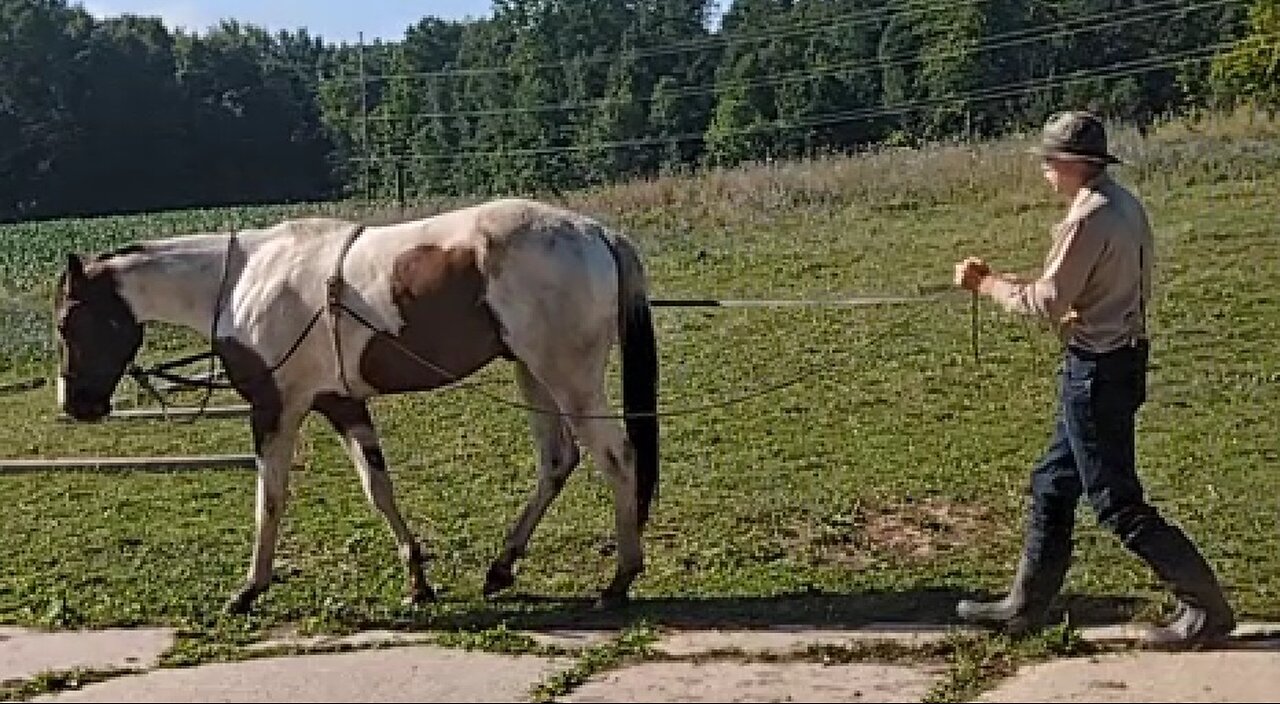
left=0, top=627, right=174, bottom=683
left=977, top=651, right=1280, bottom=703
left=3, top=622, right=1277, bottom=702
left=561, top=661, right=945, bottom=703
left=29, top=647, right=563, bottom=703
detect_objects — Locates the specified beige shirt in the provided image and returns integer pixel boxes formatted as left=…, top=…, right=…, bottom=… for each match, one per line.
left=988, top=173, right=1154, bottom=353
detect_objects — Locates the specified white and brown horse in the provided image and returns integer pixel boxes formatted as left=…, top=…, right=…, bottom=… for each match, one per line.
left=53, top=197, right=659, bottom=612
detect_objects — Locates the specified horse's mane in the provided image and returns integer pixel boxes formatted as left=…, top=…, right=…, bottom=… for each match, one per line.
left=280, top=217, right=358, bottom=237
left=94, top=243, right=149, bottom=262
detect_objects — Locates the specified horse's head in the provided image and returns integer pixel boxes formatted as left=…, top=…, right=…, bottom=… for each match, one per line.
left=54, top=252, right=144, bottom=421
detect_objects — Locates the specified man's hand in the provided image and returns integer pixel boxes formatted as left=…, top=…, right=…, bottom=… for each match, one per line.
left=954, top=257, right=993, bottom=293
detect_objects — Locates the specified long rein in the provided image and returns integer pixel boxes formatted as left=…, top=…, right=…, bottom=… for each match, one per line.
left=126, top=230, right=980, bottom=423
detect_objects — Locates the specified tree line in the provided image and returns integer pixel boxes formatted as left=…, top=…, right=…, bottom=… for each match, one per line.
left=1, top=0, right=1275, bottom=221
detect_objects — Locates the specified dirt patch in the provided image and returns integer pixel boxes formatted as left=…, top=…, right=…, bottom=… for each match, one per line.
left=795, top=498, right=991, bottom=567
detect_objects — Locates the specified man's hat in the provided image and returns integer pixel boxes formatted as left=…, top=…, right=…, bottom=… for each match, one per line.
left=1029, top=111, right=1122, bottom=165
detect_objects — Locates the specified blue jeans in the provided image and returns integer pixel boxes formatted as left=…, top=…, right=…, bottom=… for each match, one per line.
left=1006, top=339, right=1232, bottom=633
left=1026, top=340, right=1163, bottom=565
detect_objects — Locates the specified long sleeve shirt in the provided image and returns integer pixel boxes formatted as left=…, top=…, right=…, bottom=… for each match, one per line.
left=986, top=172, right=1154, bottom=353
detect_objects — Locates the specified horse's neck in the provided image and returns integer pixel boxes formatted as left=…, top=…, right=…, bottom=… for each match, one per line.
left=111, top=235, right=232, bottom=337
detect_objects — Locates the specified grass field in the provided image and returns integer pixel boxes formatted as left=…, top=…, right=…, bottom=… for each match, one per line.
left=1, top=112, right=1277, bottom=697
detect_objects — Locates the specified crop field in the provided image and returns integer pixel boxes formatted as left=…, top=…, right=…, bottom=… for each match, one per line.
left=1, top=115, right=1277, bottom=686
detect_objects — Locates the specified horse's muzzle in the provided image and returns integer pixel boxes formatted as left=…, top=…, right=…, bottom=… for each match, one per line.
left=63, top=396, right=111, bottom=422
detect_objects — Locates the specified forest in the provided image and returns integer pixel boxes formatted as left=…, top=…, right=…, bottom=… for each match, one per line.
left=1, top=0, right=1276, bottom=220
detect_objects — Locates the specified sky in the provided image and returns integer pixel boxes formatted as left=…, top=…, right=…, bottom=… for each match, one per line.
left=76, top=0, right=496, bottom=44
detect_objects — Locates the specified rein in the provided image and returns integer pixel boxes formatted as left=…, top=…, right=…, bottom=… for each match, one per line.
left=127, top=232, right=325, bottom=422
left=127, top=233, right=237, bottom=423
left=126, top=228, right=981, bottom=424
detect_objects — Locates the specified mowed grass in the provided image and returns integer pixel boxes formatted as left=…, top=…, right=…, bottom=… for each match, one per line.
left=1, top=115, right=1277, bottom=646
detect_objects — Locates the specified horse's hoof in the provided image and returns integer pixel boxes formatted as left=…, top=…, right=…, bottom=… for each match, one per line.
left=223, top=585, right=264, bottom=615
left=594, top=591, right=630, bottom=611
left=404, top=584, right=438, bottom=606
left=483, top=563, right=516, bottom=598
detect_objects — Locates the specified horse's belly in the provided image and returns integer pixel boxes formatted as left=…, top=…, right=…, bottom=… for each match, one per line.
left=359, top=326, right=504, bottom=394
left=357, top=244, right=509, bottom=394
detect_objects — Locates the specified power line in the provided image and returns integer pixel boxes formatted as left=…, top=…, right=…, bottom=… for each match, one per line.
left=226, top=1, right=884, bottom=79
left=222, top=3, right=730, bottom=77
left=351, top=0, right=1241, bottom=124
left=325, top=0, right=973, bottom=85
left=349, top=39, right=1240, bottom=164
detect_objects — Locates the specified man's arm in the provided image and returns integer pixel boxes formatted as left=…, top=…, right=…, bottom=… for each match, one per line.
left=981, top=218, right=1105, bottom=321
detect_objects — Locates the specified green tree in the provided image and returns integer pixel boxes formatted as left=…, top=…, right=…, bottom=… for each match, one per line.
left=0, top=0, right=94, bottom=219
left=452, top=18, right=514, bottom=195
left=582, top=34, right=651, bottom=183
left=399, top=19, right=463, bottom=195
left=877, top=4, right=923, bottom=140
left=913, top=1, right=987, bottom=138
left=57, top=15, right=185, bottom=214
left=507, top=25, right=563, bottom=193
left=704, top=0, right=784, bottom=166
left=174, top=21, right=336, bottom=206
left=1211, top=0, right=1280, bottom=110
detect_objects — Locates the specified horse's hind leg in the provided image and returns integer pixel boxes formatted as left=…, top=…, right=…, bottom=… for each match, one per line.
left=569, top=390, right=643, bottom=608
left=521, top=351, right=643, bottom=608
left=484, top=362, right=580, bottom=597
left=313, top=394, right=434, bottom=605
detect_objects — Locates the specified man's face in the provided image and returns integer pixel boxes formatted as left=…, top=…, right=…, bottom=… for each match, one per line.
left=1041, top=156, right=1088, bottom=197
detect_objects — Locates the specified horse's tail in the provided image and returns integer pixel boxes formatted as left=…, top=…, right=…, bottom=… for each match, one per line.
left=607, top=231, right=659, bottom=528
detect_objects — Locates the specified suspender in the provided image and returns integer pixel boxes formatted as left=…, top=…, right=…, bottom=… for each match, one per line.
left=1136, top=243, right=1148, bottom=346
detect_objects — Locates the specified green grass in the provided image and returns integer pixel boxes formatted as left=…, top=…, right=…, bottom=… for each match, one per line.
left=1, top=115, right=1278, bottom=698
left=529, top=623, right=659, bottom=703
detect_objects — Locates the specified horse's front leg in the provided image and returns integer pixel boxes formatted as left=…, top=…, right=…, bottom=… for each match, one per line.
left=312, top=393, right=434, bottom=605
left=225, top=402, right=304, bottom=614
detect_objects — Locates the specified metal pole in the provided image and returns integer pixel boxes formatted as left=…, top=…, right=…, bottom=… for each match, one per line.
left=358, top=31, right=372, bottom=204
left=0, top=455, right=257, bottom=474
left=396, top=157, right=406, bottom=212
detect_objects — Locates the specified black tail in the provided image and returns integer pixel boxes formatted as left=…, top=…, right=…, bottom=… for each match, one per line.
left=607, top=232, right=659, bottom=528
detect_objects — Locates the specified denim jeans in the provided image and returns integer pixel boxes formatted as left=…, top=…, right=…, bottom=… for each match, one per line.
left=1025, top=339, right=1162, bottom=565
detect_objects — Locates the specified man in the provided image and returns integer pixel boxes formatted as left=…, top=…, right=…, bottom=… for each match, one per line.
left=952, top=111, right=1235, bottom=647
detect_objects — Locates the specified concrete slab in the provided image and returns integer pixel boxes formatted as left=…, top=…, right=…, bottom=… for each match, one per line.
left=246, top=629, right=436, bottom=653
left=521, top=629, right=618, bottom=651
left=33, top=646, right=563, bottom=703
left=561, top=661, right=943, bottom=703
left=655, top=623, right=972, bottom=657
left=977, top=650, right=1280, bottom=703
left=1079, top=622, right=1280, bottom=648
left=0, top=627, right=175, bottom=684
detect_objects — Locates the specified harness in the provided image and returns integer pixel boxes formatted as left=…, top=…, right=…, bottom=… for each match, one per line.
left=328, top=225, right=367, bottom=396
left=131, top=225, right=928, bottom=423
left=130, top=225, right=369, bottom=413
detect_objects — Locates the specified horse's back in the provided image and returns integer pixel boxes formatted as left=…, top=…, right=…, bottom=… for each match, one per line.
left=336, top=199, right=617, bottom=395
left=363, top=198, right=606, bottom=263
left=229, top=200, right=621, bottom=392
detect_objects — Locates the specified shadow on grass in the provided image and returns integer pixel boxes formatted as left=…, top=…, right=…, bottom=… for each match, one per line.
left=311, top=586, right=1147, bottom=634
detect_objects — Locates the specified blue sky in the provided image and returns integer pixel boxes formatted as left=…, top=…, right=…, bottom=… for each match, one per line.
left=76, top=1, right=495, bottom=43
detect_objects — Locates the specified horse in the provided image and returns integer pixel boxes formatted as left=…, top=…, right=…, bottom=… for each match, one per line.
left=53, top=197, right=660, bottom=613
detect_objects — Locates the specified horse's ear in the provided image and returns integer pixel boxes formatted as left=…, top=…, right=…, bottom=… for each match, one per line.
left=66, top=253, right=86, bottom=283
